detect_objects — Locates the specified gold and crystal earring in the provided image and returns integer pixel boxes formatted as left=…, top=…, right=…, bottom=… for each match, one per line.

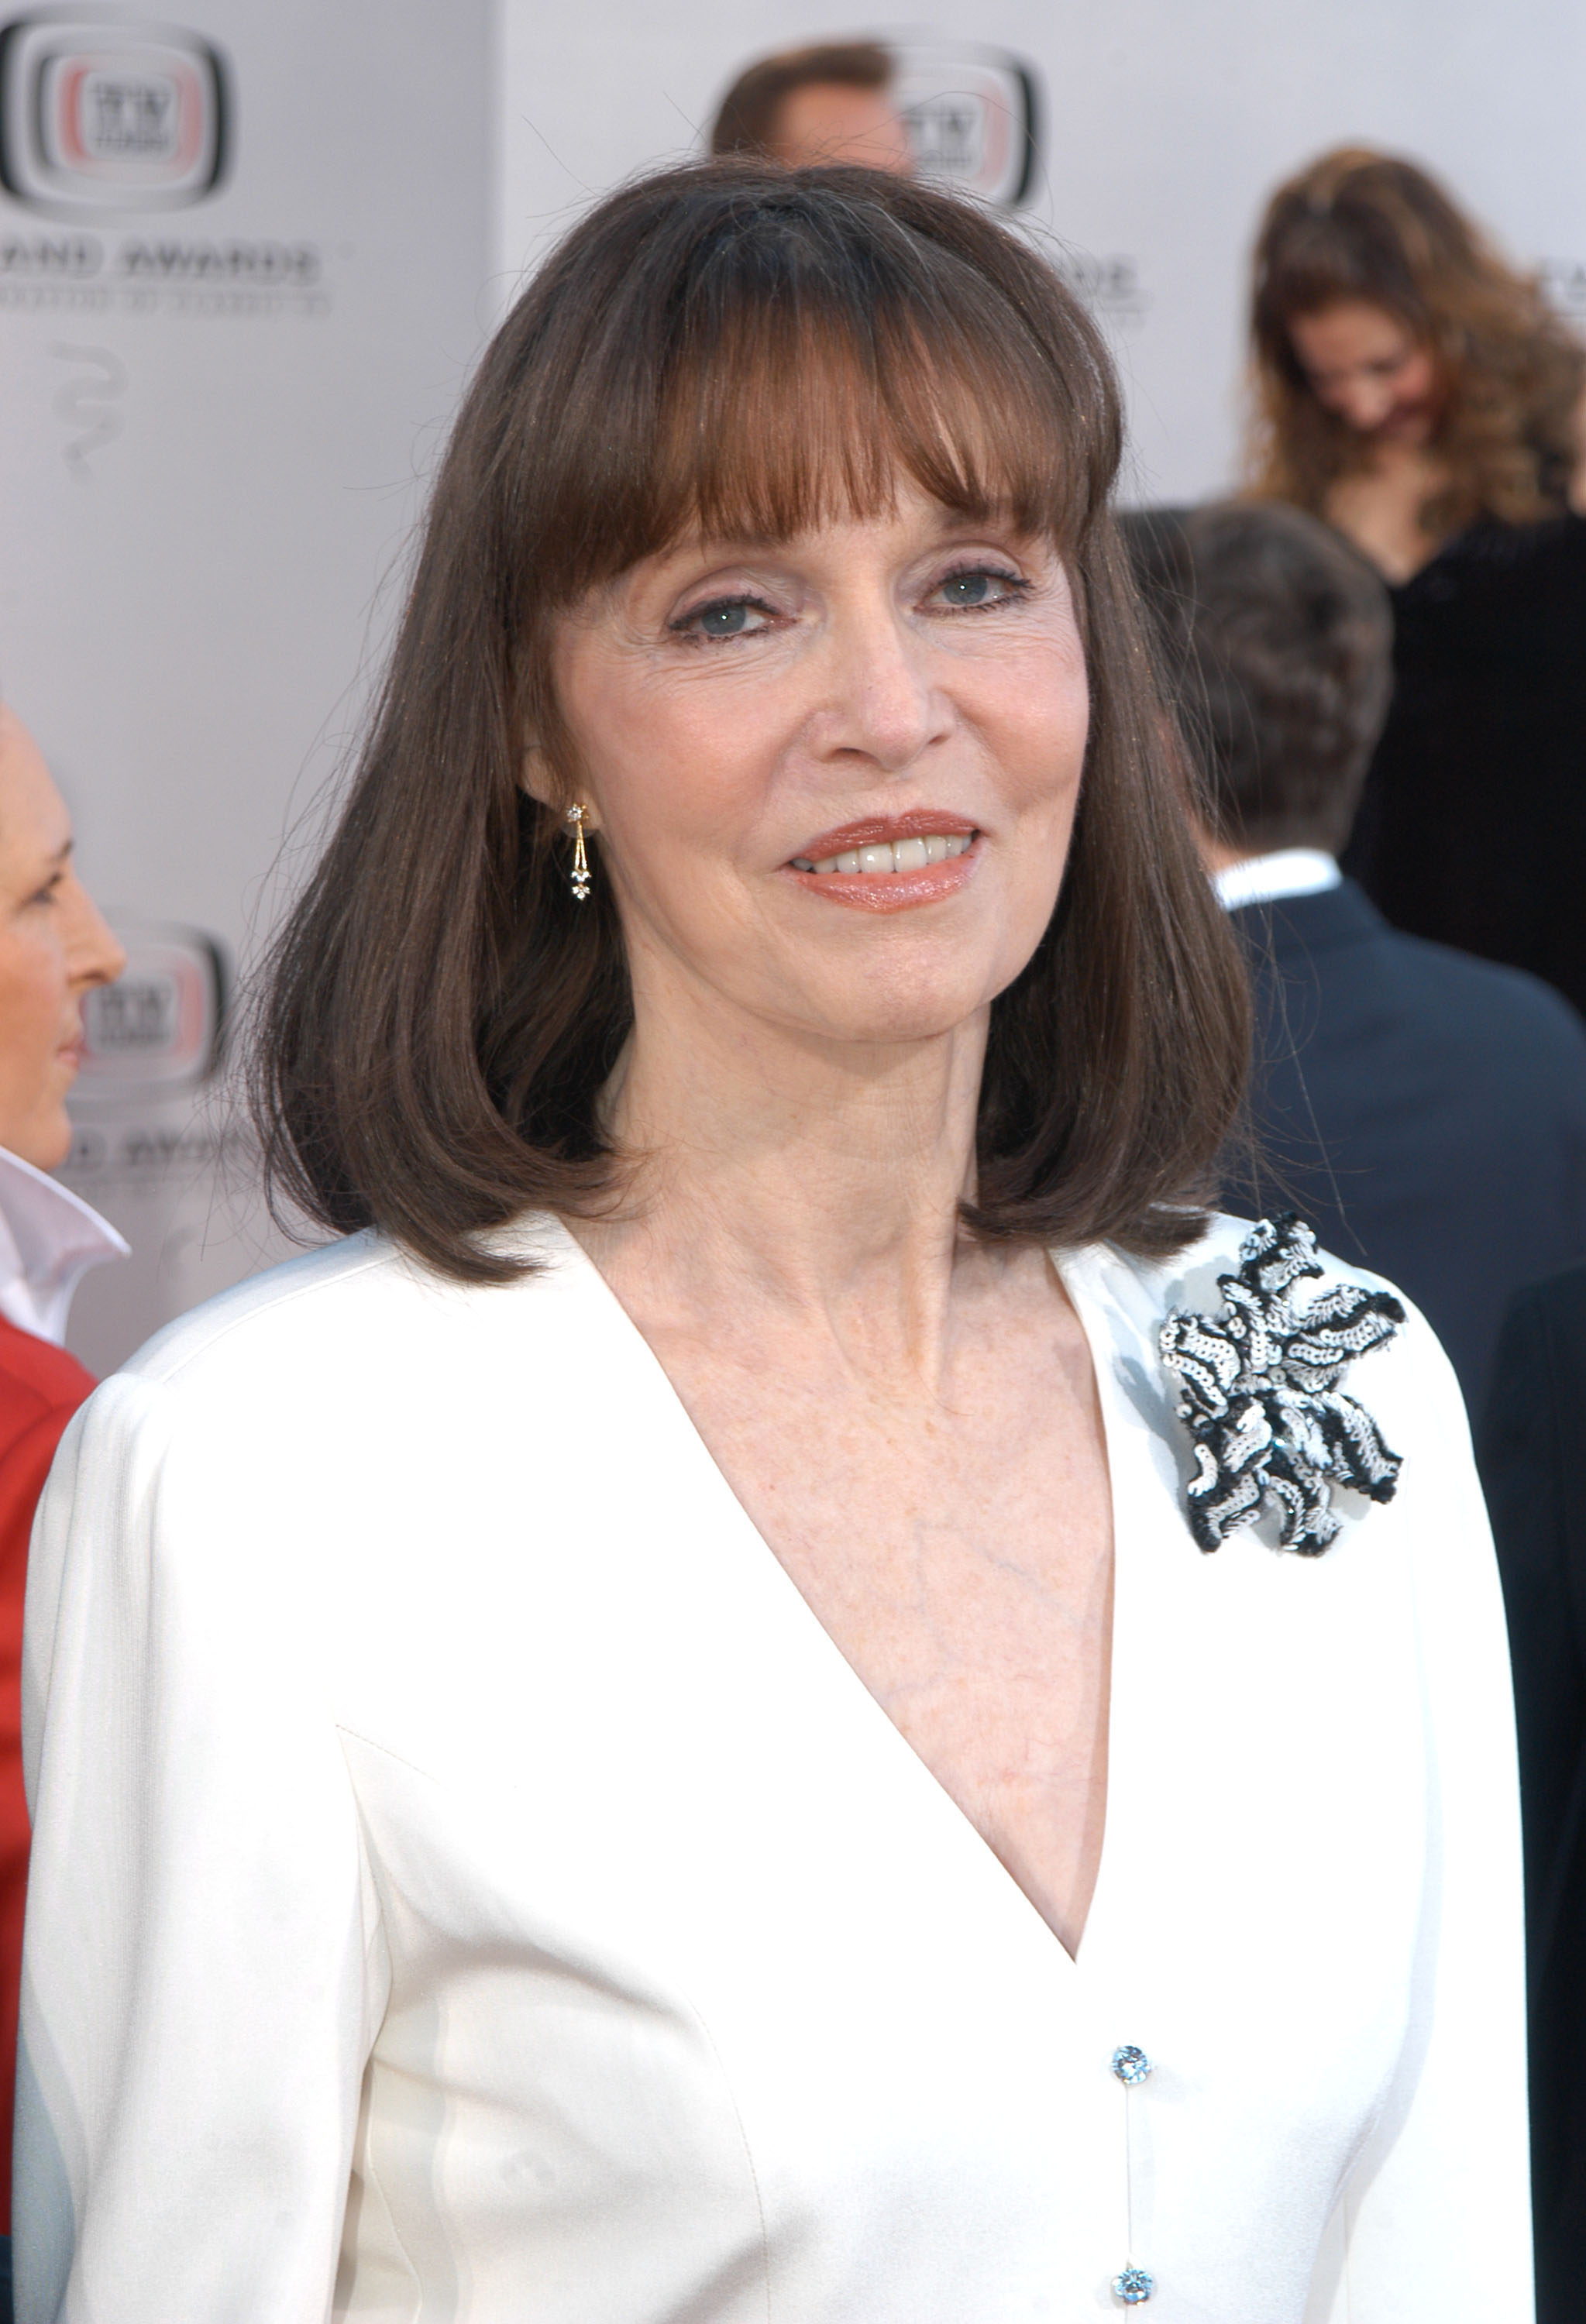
left=565, top=803, right=591, bottom=902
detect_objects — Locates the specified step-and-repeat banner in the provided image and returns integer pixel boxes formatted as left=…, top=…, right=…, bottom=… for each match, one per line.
left=0, top=0, right=491, bottom=1370
left=2, top=0, right=1580, bottom=1366
left=497, top=1, right=1586, bottom=500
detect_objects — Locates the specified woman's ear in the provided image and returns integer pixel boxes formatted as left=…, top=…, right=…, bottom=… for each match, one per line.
left=520, top=741, right=558, bottom=810
left=521, top=743, right=601, bottom=834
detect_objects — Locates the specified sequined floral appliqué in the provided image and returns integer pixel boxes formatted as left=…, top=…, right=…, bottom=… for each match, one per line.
left=1159, top=1214, right=1405, bottom=1555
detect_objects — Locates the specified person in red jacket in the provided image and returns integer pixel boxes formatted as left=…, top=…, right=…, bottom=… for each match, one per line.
left=0, top=704, right=125, bottom=2295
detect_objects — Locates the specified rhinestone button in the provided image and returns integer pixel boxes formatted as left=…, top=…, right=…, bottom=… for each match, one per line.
left=1112, top=2266, right=1155, bottom=2304
left=1110, top=2044, right=1151, bottom=2085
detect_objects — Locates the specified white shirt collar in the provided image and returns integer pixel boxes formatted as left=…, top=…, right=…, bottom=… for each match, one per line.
left=1212, top=849, right=1343, bottom=913
left=0, top=1147, right=128, bottom=1346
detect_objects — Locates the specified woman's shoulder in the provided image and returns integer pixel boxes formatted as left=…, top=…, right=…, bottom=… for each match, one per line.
left=108, top=1212, right=589, bottom=1408
left=43, top=1214, right=623, bottom=1579
left=1082, top=1211, right=1482, bottom=1579
left=119, top=1231, right=396, bottom=1384
left=1087, top=1207, right=1410, bottom=1319
left=1085, top=1208, right=1466, bottom=1435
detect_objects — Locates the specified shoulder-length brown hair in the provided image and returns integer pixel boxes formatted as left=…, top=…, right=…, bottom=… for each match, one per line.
left=1247, top=146, right=1585, bottom=537
left=254, top=160, right=1248, bottom=1284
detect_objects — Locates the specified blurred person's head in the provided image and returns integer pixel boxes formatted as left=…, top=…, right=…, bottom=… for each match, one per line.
left=1122, top=500, right=1392, bottom=862
left=0, top=707, right=125, bottom=1169
left=709, top=42, right=912, bottom=174
left=1248, top=146, right=1585, bottom=534
left=255, top=159, right=1249, bottom=1283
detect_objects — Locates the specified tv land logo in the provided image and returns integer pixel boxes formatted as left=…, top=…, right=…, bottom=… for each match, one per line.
left=0, top=12, right=228, bottom=219
left=893, top=43, right=1041, bottom=210
left=1057, top=249, right=1149, bottom=331
left=75, top=925, right=226, bottom=1095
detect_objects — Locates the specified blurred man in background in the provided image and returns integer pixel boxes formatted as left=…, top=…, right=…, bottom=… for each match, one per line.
left=1122, top=498, right=1586, bottom=1419
left=709, top=40, right=913, bottom=174
left=0, top=703, right=124, bottom=2317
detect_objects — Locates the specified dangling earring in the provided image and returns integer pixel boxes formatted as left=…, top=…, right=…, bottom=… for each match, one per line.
left=565, top=803, right=591, bottom=902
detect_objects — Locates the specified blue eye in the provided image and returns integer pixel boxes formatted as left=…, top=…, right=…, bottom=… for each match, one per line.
left=699, top=602, right=752, bottom=637
left=673, top=594, right=773, bottom=642
left=934, top=566, right=1027, bottom=610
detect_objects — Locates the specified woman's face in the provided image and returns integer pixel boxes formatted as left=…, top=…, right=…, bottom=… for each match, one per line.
left=543, top=481, right=1089, bottom=1057
left=1287, top=301, right=1440, bottom=445
left=0, top=709, right=125, bottom=1170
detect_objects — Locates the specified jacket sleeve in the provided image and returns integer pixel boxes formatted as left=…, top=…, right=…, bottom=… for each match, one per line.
left=0, top=1399, right=95, bottom=2238
left=15, top=1370, right=384, bottom=2324
left=1306, top=1310, right=1534, bottom=2322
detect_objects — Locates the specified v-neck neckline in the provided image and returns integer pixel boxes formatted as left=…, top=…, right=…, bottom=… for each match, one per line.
left=531, top=1215, right=1134, bottom=1973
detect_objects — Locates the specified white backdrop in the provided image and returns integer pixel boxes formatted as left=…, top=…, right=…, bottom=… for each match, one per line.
left=0, top=0, right=493, bottom=1369
left=497, top=0, right=1586, bottom=503
left=2, top=0, right=1582, bottom=1369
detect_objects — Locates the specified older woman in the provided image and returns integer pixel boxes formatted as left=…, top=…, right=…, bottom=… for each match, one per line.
left=19, top=164, right=1526, bottom=2322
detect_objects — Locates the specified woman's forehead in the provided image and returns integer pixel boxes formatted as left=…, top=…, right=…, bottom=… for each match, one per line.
left=641, top=326, right=1073, bottom=544
left=525, top=284, right=1099, bottom=620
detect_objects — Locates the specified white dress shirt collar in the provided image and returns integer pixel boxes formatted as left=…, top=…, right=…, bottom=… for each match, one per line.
left=1212, top=848, right=1342, bottom=913
left=0, top=1147, right=127, bottom=1346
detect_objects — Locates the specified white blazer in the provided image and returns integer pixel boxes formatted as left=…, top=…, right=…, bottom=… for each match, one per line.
left=16, top=1212, right=1531, bottom=2322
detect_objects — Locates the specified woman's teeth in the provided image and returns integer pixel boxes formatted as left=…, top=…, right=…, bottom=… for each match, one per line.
left=791, top=833, right=974, bottom=875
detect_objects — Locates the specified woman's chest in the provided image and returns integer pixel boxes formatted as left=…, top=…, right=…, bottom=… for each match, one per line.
left=315, top=1345, right=1426, bottom=2319
left=327, top=1473, right=1425, bottom=2322
left=298, top=1248, right=1430, bottom=2317
left=638, top=1319, right=1117, bottom=1952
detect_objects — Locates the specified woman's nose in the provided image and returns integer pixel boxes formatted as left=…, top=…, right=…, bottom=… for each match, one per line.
left=64, top=882, right=127, bottom=992
left=1336, top=376, right=1395, bottom=431
left=815, top=610, right=951, bottom=773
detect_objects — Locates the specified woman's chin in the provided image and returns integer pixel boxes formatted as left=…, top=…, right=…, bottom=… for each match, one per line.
left=8, top=1102, right=75, bottom=1174
left=782, top=976, right=1000, bottom=1054
left=1370, top=407, right=1435, bottom=448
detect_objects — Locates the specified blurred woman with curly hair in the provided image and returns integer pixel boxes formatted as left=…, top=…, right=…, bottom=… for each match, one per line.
left=1248, top=146, right=1586, bottom=1012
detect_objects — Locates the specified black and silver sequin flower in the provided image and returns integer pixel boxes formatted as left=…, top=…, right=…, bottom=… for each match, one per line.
left=1159, top=1214, right=1405, bottom=1555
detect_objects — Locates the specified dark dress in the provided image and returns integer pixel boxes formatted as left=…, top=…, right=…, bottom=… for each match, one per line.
left=1344, top=510, right=1586, bottom=1018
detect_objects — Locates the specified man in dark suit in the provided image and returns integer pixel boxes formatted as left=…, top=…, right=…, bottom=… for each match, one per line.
left=1123, top=500, right=1586, bottom=1421
left=1482, top=1267, right=1586, bottom=2323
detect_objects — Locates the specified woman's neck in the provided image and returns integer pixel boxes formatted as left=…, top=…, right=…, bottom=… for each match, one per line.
left=1326, top=441, right=1448, bottom=582
left=574, top=968, right=993, bottom=1383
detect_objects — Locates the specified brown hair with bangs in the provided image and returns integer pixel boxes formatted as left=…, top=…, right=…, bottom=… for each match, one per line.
left=1248, top=146, right=1586, bottom=536
left=254, top=160, right=1249, bottom=1282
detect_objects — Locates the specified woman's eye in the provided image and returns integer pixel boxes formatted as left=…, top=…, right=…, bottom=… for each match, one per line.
left=674, top=596, right=773, bottom=642
left=931, top=566, right=1028, bottom=612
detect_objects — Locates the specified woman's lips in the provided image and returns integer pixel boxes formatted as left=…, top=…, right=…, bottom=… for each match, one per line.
left=793, top=831, right=973, bottom=877
left=789, top=809, right=978, bottom=866
left=783, top=824, right=982, bottom=913
left=1369, top=401, right=1433, bottom=439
